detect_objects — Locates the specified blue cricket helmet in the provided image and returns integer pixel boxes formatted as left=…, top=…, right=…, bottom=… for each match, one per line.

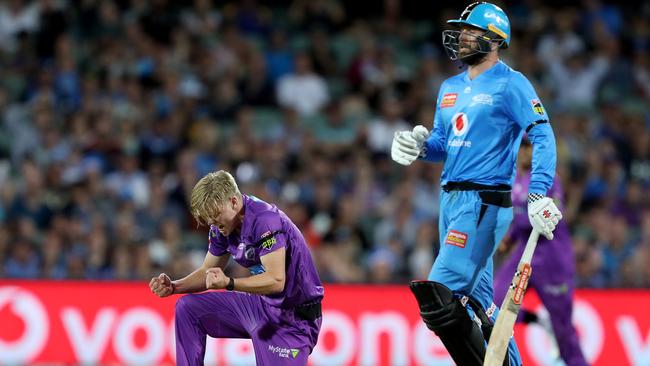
left=447, top=2, right=511, bottom=48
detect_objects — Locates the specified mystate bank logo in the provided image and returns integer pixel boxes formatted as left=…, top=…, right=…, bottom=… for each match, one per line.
left=268, top=344, right=300, bottom=359
left=0, top=286, right=49, bottom=365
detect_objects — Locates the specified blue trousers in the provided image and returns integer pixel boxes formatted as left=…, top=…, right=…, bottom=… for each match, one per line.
left=429, top=190, right=522, bottom=366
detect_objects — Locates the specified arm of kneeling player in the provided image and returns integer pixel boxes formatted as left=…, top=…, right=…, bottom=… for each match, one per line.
left=173, top=252, right=231, bottom=294
left=230, top=248, right=287, bottom=295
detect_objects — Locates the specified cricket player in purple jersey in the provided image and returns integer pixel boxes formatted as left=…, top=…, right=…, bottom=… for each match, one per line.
left=149, top=170, right=323, bottom=366
left=494, top=140, right=588, bottom=366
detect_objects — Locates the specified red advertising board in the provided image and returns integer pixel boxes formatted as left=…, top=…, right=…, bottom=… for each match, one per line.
left=0, top=281, right=649, bottom=365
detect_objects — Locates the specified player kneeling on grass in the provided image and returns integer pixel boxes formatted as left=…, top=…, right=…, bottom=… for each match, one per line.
left=392, top=2, right=561, bottom=366
left=149, top=170, right=324, bottom=366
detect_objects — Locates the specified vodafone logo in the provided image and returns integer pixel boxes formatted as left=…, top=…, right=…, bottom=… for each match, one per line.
left=452, top=113, right=469, bottom=136
left=0, top=286, right=49, bottom=364
left=4, top=283, right=650, bottom=365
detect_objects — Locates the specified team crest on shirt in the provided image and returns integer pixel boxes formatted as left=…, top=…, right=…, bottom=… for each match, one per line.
left=440, top=93, right=458, bottom=108
left=531, top=99, right=546, bottom=115
left=451, top=112, right=469, bottom=136
left=245, top=246, right=256, bottom=260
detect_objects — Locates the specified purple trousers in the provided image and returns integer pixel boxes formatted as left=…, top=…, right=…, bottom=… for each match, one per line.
left=494, top=240, right=588, bottom=366
left=174, top=291, right=321, bottom=366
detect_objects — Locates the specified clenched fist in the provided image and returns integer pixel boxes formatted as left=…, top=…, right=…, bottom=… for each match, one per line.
left=149, top=273, right=175, bottom=297
left=206, top=267, right=230, bottom=290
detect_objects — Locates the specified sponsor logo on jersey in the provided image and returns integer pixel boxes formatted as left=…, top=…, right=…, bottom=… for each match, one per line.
left=448, top=139, right=472, bottom=147
left=445, top=230, right=468, bottom=248
left=261, top=236, right=277, bottom=250
left=543, top=283, right=569, bottom=296
left=440, top=93, right=458, bottom=108
left=451, top=112, right=469, bottom=136
left=470, top=93, right=493, bottom=106
left=531, top=99, right=545, bottom=115
left=268, top=345, right=300, bottom=359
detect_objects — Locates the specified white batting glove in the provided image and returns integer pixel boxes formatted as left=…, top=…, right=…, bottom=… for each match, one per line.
left=411, top=125, right=430, bottom=144
left=527, top=194, right=562, bottom=240
left=391, top=125, right=430, bottom=166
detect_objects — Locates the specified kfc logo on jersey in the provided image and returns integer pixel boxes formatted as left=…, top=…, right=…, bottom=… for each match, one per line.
left=440, top=93, right=458, bottom=108
left=445, top=230, right=468, bottom=248
left=451, top=113, right=469, bottom=136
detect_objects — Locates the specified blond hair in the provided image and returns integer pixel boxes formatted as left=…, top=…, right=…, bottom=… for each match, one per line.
left=190, top=170, right=241, bottom=225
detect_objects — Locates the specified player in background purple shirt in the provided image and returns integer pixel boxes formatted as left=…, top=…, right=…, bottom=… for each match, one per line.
left=494, top=139, right=588, bottom=366
left=149, top=170, right=324, bottom=366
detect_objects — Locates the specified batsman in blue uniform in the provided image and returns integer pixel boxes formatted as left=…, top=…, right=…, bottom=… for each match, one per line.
left=391, top=3, right=562, bottom=365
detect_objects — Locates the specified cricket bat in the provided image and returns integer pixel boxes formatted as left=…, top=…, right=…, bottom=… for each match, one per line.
left=484, top=229, right=540, bottom=366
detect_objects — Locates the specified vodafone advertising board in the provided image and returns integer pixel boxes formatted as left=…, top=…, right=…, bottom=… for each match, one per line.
left=0, top=281, right=649, bottom=366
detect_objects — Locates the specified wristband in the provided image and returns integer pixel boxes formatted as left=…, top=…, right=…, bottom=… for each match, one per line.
left=226, top=277, right=235, bottom=291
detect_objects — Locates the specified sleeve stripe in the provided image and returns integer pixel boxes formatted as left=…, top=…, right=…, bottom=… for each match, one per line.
left=525, top=119, right=549, bottom=133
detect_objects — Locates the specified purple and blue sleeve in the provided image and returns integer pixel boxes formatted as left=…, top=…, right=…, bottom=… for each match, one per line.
left=253, top=213, right=287, bottom=257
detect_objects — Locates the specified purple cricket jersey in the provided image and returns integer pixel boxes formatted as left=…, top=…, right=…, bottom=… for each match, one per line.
left=207, top=194, right=324, bottom=308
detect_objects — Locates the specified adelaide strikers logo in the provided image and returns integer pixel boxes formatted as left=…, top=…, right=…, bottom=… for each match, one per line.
left=451, top=112, right=469, bottom=136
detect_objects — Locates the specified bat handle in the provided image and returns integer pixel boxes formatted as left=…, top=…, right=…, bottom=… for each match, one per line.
left=520, top=229, right=540, bottom=265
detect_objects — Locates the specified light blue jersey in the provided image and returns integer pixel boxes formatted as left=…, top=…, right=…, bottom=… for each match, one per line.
left=417, top=61, right=557, bottom=366
left=421, top=61, right=556, bottom=195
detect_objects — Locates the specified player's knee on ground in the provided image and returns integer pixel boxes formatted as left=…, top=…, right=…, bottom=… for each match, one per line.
left=409, top=280, right=510, bottom=366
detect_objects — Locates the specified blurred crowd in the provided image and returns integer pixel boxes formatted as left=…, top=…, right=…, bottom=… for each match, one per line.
left=0, top=0, right=649, bottom=288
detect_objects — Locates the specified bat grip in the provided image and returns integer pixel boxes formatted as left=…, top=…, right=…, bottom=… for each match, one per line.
left=519, top=229, right=540, bottom=265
